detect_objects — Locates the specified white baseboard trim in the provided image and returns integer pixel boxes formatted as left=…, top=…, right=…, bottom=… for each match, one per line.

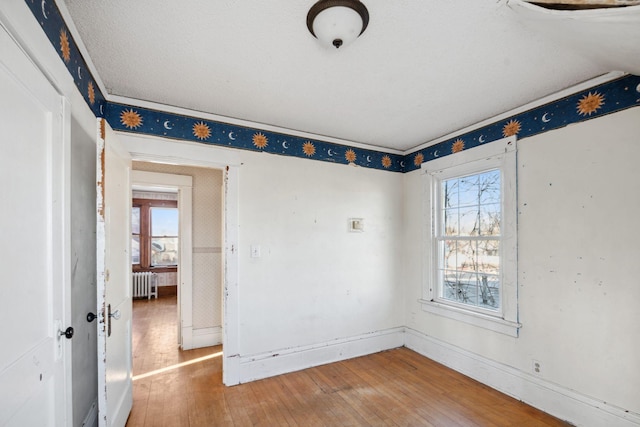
left=237, top=327, right=405, bottom=384
left=193, top=326, right=222, bottom=348
left=182, top=326, right=222, bottom=350
left=81, top=400, right=97, bottom=427
left=404, top=327, right=640, bottom=427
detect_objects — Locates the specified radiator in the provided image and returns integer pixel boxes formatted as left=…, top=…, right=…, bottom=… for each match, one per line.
left=132, top=272, right=157, bottom=299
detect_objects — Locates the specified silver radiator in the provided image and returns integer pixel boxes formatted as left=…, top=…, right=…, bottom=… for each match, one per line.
left=132, top=272, right=157, bottom=299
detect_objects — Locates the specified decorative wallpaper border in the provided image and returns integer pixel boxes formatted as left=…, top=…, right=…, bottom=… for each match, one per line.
left=106, top=102, right=405, bottom=171
left=403, top=75, right=640, bottom=172
left=24, top=1, right=640, bottom=173
left=25, top=0, right=106, bottom=118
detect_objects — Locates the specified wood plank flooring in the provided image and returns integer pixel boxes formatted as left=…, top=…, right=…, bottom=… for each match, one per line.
left=128, top=296, right=569, bottom=427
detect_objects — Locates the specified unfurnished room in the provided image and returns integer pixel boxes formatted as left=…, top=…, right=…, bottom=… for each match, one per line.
left=1, top=0, right=639, bottom=426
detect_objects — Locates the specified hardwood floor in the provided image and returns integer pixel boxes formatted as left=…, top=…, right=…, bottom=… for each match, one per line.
left=128, top=296, right=569, bottom=427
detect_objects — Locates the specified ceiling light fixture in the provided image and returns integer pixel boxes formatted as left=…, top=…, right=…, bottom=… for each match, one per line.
left=307, top=0, right=369, bottom=49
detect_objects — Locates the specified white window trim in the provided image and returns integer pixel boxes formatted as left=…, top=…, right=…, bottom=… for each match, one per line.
left=420, top=136, right=521, bottom=337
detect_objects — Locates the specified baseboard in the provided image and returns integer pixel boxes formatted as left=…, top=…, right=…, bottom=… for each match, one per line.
left=182, top=326, right=222, bottom=350
left=81, top=401, right=97, bottom=427
left=404, top=327, right=640, bottom=427
left=194, top=326, right=222, bottom=347
left=237, top=327, right=405, bottom=384
left=157, top=285, right=177, bottom=297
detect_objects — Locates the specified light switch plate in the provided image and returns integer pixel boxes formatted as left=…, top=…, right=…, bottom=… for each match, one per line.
left=250, top=245, right=261, bottom=258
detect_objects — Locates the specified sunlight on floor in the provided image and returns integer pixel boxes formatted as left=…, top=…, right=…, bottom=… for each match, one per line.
left=133, top=351, right=223, bottom=381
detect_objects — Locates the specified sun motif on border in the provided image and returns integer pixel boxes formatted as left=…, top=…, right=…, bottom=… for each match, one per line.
left=345, top=149, right=356, bottom=163
left=382, top=155, right=392, bottom=169
left=577, top=92, right=605, bottom=116
left=253, top=132, right=268, bottom=149
left=60, top=29, right=71, bottom=63
left=120, top=109, right=142, bottom=129
left=87, top=82, right=95, bottom=105
left=193, top=122, right=211, bottom=140
left=502, top=119, right=521, bottom=137
left=414, top=153, right=424, bottom=166
left=452, top=139, right=465, bottom=153
left=302, top=141, right=316, bottom=157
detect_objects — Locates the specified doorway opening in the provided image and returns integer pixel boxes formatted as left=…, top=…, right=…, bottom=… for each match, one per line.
left=131, top=191, right=179, bottom=301
left=130, top=163, right=224, bottom=371
left=119, top=132, right=241, bottom=387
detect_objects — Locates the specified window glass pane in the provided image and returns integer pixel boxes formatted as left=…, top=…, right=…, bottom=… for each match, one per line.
left=443, top=208, right=459, bottom=236
left=458, top=240, right=476, bottom=272
left=443, top=240, right=457, bottom=270
left=132, top=207, right=140, bottom=234
left=131, top=235, right=140, bottom=264
left=479, top=203, right=500, bottom=236
left=478, top=240, right=500, bottom=274
left=442, top=270, right=460, bottom=301
left=479, top=170, right=500, bottom=205
left=458, top=175, right=479, bottom=207
left=459, top=207, right=479, bottom=236
left=151, top=237, right=178, bottom=266
left=462, top=272, right=479, bottom=306
left=151, top=207, right=179, bottom=237
left=479, top=274, right=499, bottom=309
left=442, top=179, right=459, bottom=209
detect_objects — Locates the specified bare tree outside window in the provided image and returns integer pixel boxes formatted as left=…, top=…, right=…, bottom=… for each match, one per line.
left=439, top=169, right=501, bottom=310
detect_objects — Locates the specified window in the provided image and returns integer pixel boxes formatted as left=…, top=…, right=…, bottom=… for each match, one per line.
left=132, top=198, right=179, bottom=272
left=439, top=169, right=501, bottom=311
left=421, top=136, right=520, bottom=337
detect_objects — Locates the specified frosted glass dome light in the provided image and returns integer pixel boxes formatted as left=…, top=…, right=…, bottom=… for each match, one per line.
left=307, top=0, right=369, bottom=49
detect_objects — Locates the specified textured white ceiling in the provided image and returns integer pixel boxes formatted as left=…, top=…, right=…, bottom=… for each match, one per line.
left=61, top=0, right=626, bottom=151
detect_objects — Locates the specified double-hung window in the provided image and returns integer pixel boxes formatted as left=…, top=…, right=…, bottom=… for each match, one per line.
left=132, top=198, right=179, bottom=272
left=421, top=136, right=520, bottom=336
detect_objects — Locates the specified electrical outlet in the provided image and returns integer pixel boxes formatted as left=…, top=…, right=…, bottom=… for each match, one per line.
left=532, top=359, right=542, bottom=376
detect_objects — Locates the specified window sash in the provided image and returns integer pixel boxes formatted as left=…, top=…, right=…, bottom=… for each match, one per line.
left=433, top=167, right=503, bottom=314
left=133, top=198, right=178, bottom=272
left=420, top=136, right=520, bottom=336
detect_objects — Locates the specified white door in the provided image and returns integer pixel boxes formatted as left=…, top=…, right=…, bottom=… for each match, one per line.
left=0, top=24, right=71, bottom=426
left=97, top=119, right=133, bottom=426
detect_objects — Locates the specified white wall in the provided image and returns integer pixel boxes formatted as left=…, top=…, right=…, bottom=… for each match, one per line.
left=122, top=134, right=406, bottom=380
left=403, top=107, right=640, bottom=420
left=236, top=152, right=405, bottom=357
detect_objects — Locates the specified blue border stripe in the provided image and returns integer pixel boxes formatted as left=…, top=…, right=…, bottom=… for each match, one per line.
left=404, top=75, right=640, bottom=172
left=106, top=102, right=404, bottom=172
left=24, top=0, right=107, bottom=117
left=23, top=1, right=640, bottom=173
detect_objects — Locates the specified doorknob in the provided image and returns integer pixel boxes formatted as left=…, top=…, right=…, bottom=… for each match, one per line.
left=87, top=312, right=97, bottom=322
left=59, top=326, right=74, bottom=339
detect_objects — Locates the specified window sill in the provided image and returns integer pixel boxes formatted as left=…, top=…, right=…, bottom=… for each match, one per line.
left=418, top=299, right=521, bottom=337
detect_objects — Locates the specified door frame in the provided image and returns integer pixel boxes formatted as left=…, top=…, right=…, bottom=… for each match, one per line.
left=96, top=120, right=134, bottom=427
left=119, top=132, right=241, bottom=385
left=131, top=170, right=193, bottom=348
